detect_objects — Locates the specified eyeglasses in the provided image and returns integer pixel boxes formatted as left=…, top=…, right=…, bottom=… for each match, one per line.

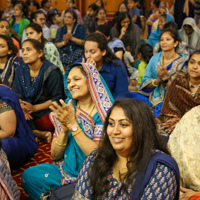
left=64, top=16, right=73, bottom=19
left=119, top=6, right=126, bottom=10
left=121, top=20, right=130, bottom=25
left=38, top=18, right=46, bottom=21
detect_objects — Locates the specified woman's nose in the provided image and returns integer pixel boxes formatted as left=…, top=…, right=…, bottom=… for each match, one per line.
left=112, top=124, right=120, bottom=134
left=85, top=53, right=91, bottom=58
left=193, top=63, right=198, bottom=69
left=69, top=81, right=75, bottom=87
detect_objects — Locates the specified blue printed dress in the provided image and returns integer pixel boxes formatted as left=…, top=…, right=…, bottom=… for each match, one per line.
left=73, top=150, right=179, bottom=200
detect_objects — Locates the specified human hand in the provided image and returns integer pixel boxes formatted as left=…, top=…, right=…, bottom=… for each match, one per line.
left=180, top=186, right=200, bottom=200
left=19, top=100, right=33, bottom=120
left=120, top=27, right=127, bottom=37
left=82, top=57, right=97, bottom=67
left=22, top=101, right=35, bottom=114
left=24, top=113, right=33, bottom=120
left=156, top=64, right=168, bottom=80
left=66, top=32, right=73, bottom=40
left=86, top=58, right=96, bottom=67
left=63, top=34, right=69, bottom=45
left=49, top=99, right=80, bottom=132
left=161, top=116, right=180, bottom=134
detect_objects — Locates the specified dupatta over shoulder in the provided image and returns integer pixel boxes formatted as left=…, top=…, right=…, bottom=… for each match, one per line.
left=50, top=63, right=113, bottom=179
left=0, top=85, right=38, bottom=168
left=139, top=52, right=187, bottom=106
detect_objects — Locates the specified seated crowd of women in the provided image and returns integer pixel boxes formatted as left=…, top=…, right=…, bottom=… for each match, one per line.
left=0, top=0, right=200, bottom=199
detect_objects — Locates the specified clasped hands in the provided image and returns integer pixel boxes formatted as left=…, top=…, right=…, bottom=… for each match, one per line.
left=63, top=33, right=73, bottom=45
left=161, top=115, right=180, bottom=134
left=20, top=100, right=35, bottom=120
left=49, top=99, right=80, bottom=132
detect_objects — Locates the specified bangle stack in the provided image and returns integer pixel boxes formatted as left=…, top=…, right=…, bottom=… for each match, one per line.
left=152, top=79, right=158, bottom=87
left=55, top=140, right=67, bottom=147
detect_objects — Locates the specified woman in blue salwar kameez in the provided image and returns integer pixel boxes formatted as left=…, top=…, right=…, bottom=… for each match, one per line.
left=55, top=8, right=86, bottom=66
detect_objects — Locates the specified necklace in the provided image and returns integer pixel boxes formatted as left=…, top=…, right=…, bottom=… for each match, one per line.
left=89, top=104, right=95, bottom=116
left=162, top=54, right=178, bottom=67
left=117, top=162, right=127, bottom=181
left=78, top=103, right=95, bottom=116
left=189, top=82, right=200, bottom=88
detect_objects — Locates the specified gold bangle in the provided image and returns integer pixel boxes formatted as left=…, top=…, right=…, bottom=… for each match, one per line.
left=72, top=129, right=82, bottom=137
left=152, top=79, right=158, bottom=87
left=55, top=139, right=67, bottom=147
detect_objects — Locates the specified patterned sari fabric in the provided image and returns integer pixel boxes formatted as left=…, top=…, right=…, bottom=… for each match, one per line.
left=0, top=56, right=23, bottom=86
left=43, top=42, right=65, bottom=75
left=0, top=149, right=20, bottom=200
left=168, top=106, right=200, bottom=192
left=129, top=51, right=187, bottom=117
left=21, top=63, right=113, bottom=200
left=140, top=52, right=187, bottom=106
left=55, top=23, right=86, bottom=65
left=157, top=71, right=200, bottom=123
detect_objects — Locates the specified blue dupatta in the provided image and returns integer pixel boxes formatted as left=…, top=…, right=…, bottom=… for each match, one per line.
left=0, top=85, right=38, bottom=168
left=131, top=151, right=180, bottom=200
left=0, top=56, right=23, bottom=86
left=12, top=61, right=62, bottom=104
left=139, top=51, right=187, bottom=106
left=51, top=63, right=113, bottom=178
left=148, top=14, right=174, bottom=48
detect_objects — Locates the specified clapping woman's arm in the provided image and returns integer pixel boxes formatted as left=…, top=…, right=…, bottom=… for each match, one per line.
left=50, top=100, right=98, bottom=160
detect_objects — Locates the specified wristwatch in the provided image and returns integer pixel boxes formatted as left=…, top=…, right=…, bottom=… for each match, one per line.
left=162, top=78, right=169, bottom=84
left=70, top=125, right=79, bottom=132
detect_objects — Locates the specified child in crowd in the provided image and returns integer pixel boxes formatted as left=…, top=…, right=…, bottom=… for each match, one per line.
left=129, top=43, right=153, bottom=91
left=48, top=13, right=62, bottom=41
left=127, top=0, right=141, bottom=28
left=9, top=2, right=30, bottom=40
left=121, top=36, right=135, bottom=76
left=83, top=3, right=99, bottom=34
left=2, top=0, right=17, bottom=21
left=95, top=0, right=104, bottom=8
left=29, top=1, right=40, bottom=14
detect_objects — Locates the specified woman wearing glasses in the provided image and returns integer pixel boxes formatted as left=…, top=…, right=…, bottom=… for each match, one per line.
left=110, top=12, right=141, bottom=57
left=55, top=8, right=86, bottom=66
